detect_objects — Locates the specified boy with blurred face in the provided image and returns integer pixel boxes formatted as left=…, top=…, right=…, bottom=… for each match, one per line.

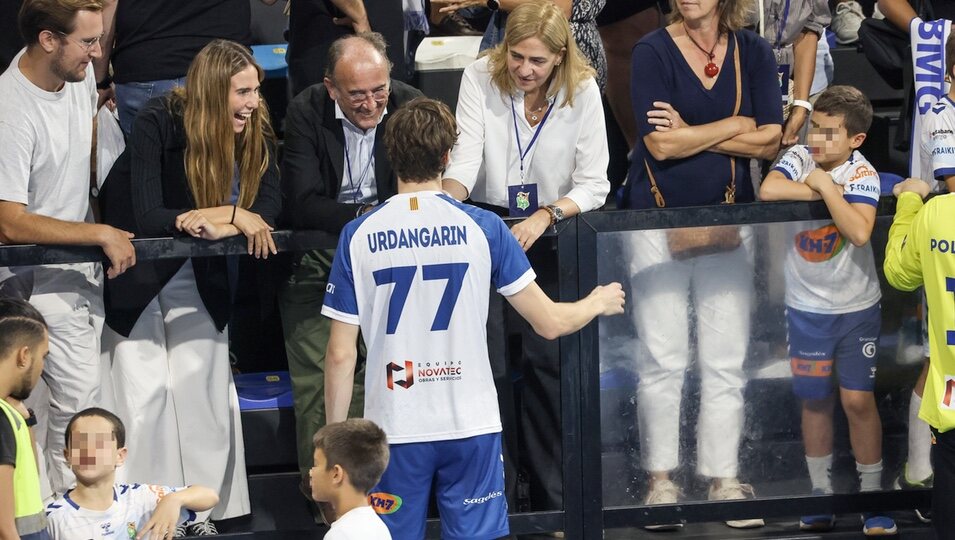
left=45, top=408, right=218, bottom=540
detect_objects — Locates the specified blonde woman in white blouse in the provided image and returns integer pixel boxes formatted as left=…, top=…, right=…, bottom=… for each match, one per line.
left=443, top=0, right=609, bottom=251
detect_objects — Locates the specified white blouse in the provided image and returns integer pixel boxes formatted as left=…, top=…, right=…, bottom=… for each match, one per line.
left=445, top=56, right=610, bottom=213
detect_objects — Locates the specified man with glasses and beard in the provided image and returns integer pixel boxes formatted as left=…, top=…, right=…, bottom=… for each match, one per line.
left=0, top=0, right=135, bottom=498
left=0, top=298, right=51, bottom=540
left=278, top=32, right=421, bottom=520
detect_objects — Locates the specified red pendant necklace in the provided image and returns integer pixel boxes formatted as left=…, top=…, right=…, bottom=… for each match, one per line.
left=683, top=23, right=720, bottom=77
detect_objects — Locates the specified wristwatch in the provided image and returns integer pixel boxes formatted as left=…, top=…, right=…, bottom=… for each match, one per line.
left=543, top=204, right=564, bottom=225
left=486, top=0, right=500, bottom=10
left=96, top=74, right=113, bottom=90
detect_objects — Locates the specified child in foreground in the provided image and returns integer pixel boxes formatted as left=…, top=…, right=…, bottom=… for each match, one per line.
left=310, top=419, right=391, bottom=539
left=45, top=408, right=218, bottom=539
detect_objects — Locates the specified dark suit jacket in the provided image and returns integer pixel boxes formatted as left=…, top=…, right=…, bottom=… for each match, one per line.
left=280, top=79, right=423, bottom=234
left=102, top=96, right=282, bottom=336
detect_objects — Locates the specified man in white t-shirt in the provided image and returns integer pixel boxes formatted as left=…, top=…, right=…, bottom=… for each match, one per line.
left=321, top=97, right=624, bottom=540
left=0, top=0, right=136, bottom=496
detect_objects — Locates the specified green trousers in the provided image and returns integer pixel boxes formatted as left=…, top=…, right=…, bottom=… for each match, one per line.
left=278, top=249, right=366, bottom=478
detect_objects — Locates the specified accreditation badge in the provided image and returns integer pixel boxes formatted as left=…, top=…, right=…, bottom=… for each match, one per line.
left=777, top=63, right=791, bottom=103
left=507, top=183, right=538, bottom=217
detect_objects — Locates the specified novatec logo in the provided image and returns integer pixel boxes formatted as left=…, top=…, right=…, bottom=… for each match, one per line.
left=386, top=361, right=414, bottom=390
left=463, top=490, right=503, bottom=505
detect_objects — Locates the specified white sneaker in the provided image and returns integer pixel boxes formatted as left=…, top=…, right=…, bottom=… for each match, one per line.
left=832, top=0, right=865, bottom=44
left=708, top=478, right=765, bottom=529
left=644, top=479, right=683, bottom=530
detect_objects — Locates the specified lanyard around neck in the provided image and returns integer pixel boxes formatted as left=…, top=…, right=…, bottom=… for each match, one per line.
left=509, top=95, right=555, bottom=185
left=343, top=134, right=376, bottom=204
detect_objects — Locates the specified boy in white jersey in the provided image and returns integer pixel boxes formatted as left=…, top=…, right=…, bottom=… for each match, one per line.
left=309, top=419, right=391, bottom=539
left=45, top=408, right=218, bottom=540
left=321, top=97, right=625, bottom=540
left=760, top=85, right=896, bottom=536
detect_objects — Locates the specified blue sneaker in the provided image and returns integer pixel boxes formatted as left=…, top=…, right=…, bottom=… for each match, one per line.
left=862, top=514, right=898, bottom=536
left=799, top=489, right=835, bottom=532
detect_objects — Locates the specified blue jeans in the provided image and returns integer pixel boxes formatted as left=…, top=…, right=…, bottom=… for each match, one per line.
left=115, top=77, right=186, bottom=135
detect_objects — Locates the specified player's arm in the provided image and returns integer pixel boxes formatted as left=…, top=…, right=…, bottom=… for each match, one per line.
left=506, top=281, right=625, bottom=341
left=805, top=169, right=876, bottom=246
left=759, top=169, right=821, bottom=201
left=325, top=320, right=360, bottom=424
left=885, top=179, right=931, bottom=291
left=943, top=175, right=955, bottom=193
left=0, top=201, right=136, bottom=279
left=0, top=465, right=16, bottom=540
left=137, top=486, right=218, bottom=540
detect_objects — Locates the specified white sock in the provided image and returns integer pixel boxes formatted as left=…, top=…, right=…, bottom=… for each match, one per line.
left=907, top=392, right=934, bottom=482
left=806, top=454, right=833, bottom=494
left=857, top=460, right=883, bottom=492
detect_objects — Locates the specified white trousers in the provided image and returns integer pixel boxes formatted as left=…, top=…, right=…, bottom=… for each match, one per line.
left=16, top=263, right=106, bottom=498
left=630, top=237, right=754, bottom=478
left=105, top=261, right=250, bottom=520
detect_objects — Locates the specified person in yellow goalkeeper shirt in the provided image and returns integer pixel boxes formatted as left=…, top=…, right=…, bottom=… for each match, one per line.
left=884, top=177, right=955, bottom=539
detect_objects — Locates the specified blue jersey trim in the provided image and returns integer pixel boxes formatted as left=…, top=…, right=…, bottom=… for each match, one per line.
left=772, top=166, right=794, bottom=180
left=844, top=194, right=878, bottom=207
left=935, top=167, right=955, bottom=179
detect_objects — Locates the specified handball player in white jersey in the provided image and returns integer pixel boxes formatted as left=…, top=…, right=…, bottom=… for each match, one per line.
left=321, top=97, right=625, bottom=540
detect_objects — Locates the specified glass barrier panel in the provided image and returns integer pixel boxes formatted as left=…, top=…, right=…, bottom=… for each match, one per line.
left=596, top=217, right=924, bottom=518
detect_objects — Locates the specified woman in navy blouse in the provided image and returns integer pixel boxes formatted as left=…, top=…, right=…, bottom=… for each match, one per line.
left=623, top=0, right=782, bottom=529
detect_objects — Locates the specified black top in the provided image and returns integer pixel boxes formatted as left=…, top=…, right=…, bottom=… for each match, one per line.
left=286, top=0, right=408, bottom=92
left=101, top=96, right=281, bottom=336
left=0, top=0, right=22, bottom=73
left=625, top=29, right=783, bottom=209
left=112, top=0, right=251, bottom=84
left=0, top=408, right=16, bottom=468
left=281, top=79, right=423, bottom=233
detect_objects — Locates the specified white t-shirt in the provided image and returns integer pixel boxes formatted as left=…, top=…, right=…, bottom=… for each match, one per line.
left=919, top=95, right=955, bottom=193
left=0, top=48, right=96, bottom=224
left=45, top=484, right=195, bottom=540
left=0, top=48, right=99, bottom=292
left=772, top=146, right=882, bottom=314
left=324, top=506, right=392, bottom=540
left=444, top=56, right=609, bottom=212
left=322, top=191, right=535, bottom=444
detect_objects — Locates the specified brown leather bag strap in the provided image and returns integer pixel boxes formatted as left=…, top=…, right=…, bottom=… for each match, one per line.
left=644, top=159, right=666, bottom=208
left=725, top=33, right=742, bottom=204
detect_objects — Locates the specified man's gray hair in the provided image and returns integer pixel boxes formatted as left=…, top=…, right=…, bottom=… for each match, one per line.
left=325, top=32, right=393, bottom=80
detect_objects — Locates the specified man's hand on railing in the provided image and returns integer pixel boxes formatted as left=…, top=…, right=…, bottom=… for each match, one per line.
left=96, top=224, right=136, bottom=279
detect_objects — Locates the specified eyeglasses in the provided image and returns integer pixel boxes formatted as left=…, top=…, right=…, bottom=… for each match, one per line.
left=56, top=31, right=102, bottom=52
left=343, top=87, right=389, bottom=106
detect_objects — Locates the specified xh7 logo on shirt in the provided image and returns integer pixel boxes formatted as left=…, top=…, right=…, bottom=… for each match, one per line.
left=386, top=361, right=414, bottom=390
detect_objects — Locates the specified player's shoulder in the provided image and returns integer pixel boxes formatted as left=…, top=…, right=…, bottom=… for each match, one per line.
left=845, top=152, right=879, bottom=181
left=929, top=97, right=955, bottom=118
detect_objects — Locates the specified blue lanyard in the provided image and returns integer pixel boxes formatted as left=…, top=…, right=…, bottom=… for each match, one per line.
left=344, top=135, right=376, bottom=204
left=510, top=95, right=555, bottom=184
left=774, top=0, right=792, bottom=48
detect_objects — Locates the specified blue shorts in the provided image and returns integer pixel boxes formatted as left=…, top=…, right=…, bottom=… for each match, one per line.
left=369, top=432, right=508, bottom=540
left=788, top=304, right=881, bottom=400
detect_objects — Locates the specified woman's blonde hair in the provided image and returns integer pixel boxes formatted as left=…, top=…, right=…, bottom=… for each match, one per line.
left=485, top=0, right=595, bottom=108
left=668, top=0, right=754, bottom=34
left=169, top=39, right=274, bottom=210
